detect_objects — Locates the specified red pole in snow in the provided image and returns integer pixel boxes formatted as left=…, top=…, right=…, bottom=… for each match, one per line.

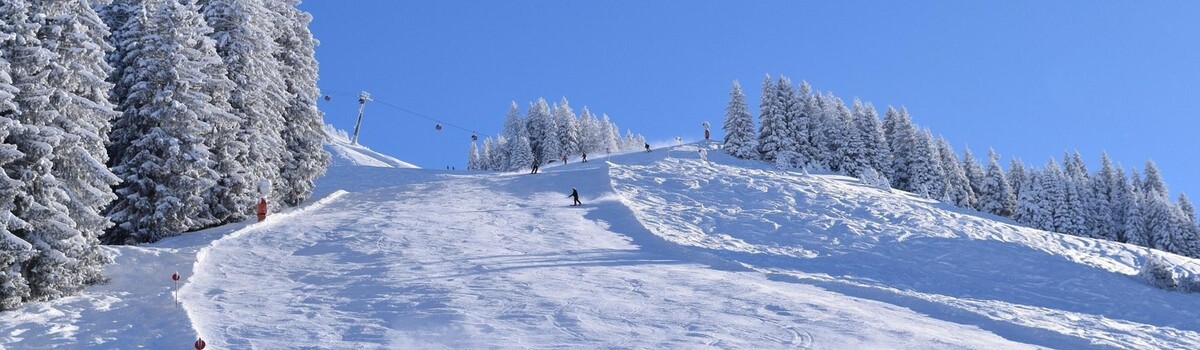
left=256, top=198, right=268, bottom=222
left=194, top=337, right=206, bottom=350
left=172, top=272, right=180, bottom=306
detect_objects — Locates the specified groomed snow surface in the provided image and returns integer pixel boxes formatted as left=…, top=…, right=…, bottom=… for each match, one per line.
left=3, top=141, right=1200, bottom=349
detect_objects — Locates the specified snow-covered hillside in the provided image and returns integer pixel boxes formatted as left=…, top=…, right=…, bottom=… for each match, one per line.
left=3, top=142, right=1200, bottom=349
left=323, top=125, right=420, bottom=169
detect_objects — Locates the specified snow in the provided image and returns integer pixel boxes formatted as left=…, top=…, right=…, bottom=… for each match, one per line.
left=323, top=125, right=419, bottom=169
left=4, top=140, right=1200, bottom=349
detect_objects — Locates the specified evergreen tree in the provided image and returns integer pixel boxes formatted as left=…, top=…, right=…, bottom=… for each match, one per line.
left=1089, top=153, right=1121, bottom=241
left=102, top=0, right=149, bottom=166
left=756, top=74, right=786, bottom=162
left=467, top=140, right=480, bottom=170
left=961, top=147, right=986, bottom=210
left=269, top=0, right=330, bottom=207
left=526, top=98, right=560, bottom=163
left=499, top=101, right=524, bottom=170
left=830, top=96, right=866, bottom=176
left=554, top=97, right=580, bottom=158
left=601, top=114, right=620, bottom=154
left=979, top=149, right=1016, bottom=217
left=480, top=137, right=495, bottom=171
left=1008, top=158, right=1027, bottom=201
left=908, top=128, right=946, bottom=199
left=107, top=0, right=224, bottom=244
left=883, top=106, right=915, bottom=189
left=853, top=99, right=889, bottom=179
left=201, top=0, right=289, bottom=210
left=1142, top=160, right=1168, bottom=199
left=1126, top=169, right=1151, bottom=247
left=577, top=106, right=602, bottom=156
left=506, top=135, right=534, bottom=172
left=0, top=8, right=34, bottom=308
left=1014, top=168, right=1048, bottom=229
left=722, top=80, right=758, bottom=159
left=3, top=0, right=99, bottom=301
left=936, top=137, right=974, bottom=208
left=773, top=76, right=801, bottom=166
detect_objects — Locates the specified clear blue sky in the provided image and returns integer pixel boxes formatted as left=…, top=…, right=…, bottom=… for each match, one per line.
left=299, top=1, right=1199, bottom=201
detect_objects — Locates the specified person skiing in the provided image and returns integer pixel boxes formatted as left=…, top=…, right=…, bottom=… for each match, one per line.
left=568, top=187, right=581, bottom=206
left=582, top=152, right=588, bottom=163
left=531, top=160, right=540, bottom=174
left=562, top=154, right=568, bottom=164
left=644, top=143, right=651, bottom=152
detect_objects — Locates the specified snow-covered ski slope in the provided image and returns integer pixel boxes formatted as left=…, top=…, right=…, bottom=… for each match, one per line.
left=4, top=141, right=1200, bottom=349
left=324, top=125, right=420, bottom=169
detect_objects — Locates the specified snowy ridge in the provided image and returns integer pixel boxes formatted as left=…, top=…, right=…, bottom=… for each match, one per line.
left=323, top=125, right=419, bottom=168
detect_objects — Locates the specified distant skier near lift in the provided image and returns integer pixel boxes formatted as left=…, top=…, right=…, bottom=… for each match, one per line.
left=644, top=143, right=651, bottom=152
left=568, top=187, right=582, bottom=206
left=531, top=160, right=540, bottom=174
left=582, top=152, right=588, bottom=163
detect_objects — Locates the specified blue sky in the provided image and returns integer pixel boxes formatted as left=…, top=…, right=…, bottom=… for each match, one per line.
left=299, top=1, right=1199, bottom=201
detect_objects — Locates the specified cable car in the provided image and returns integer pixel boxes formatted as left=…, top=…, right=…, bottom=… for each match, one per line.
left=323, top=95, right=331, bottom=102
left=435, top=123, right=443, bottom=131
left=471, top=134, right=478, bottom=141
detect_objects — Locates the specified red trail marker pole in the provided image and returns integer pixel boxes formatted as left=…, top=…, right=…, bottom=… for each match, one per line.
left=171, top=272, right=180, bottom=306
left=194, top=337, right=206, bottom=349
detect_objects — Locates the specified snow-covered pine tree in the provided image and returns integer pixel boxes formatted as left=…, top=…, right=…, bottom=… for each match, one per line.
left=1014, top=167, right=1048, bottom=229
left=935, top=137, right=974, bottom=208
left=467, top=140, right=480, bottom=170
left=1142, top=160, right=1168, bottom=199
left=106, top=0, right=223, bottom=244
left=201, top=0, right=289, bottom=211
left=506, top=135, right=534, bottom=172
left=961, top=147, right=986, bottom=210
left=1008, top=158, right=1027, bottom=201
left=0, top=13, right=34, bottom=309
left=480, top=137, right=495, bottom=171
left=601, top=114, right=620, bottom=154
left=1125, top=169, right=1151, bottom=247
left=269, top=0, right=330, bottom=207
left=1089, top=153, right=1121, bottom=241
left=853, top=99, right=889, bottom=180
left=3, top=0, right=95, bottom=301
left=35, top=0, right=124, bottom=286
left=814, top=92, right=849, bottom=172
left=1039, top=159, right=1072, bottom=234
left=791, top=81, right=816, bottom=167
left=577, top=106, right=601, bottom=156
left=883, top=106, right=913, bottom=189
left=101, top=0, right=149, bottom=166
left=908, top=128, right=946, bottom=199
left=1059, top=152, right=1091, bottom=236
left=756, top=74, right=786, bottom=162
left=722, top=80, right=758, bottom=159
left=498, top=101, right=526, bottom=170
left=979, top=149, right=1016, bottom=217
left=554, top=97, right=580, bottom=158
left=830, top=96, right=867, bottom=176
left=526, top=98, right=560, bottom=163
left=1177, top=193, right=1199, bottom=257
left=805, top=89, right=832, bottom=171
left=773, top=76, right=800, bottom=166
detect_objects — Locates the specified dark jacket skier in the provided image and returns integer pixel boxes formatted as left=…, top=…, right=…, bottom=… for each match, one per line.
left=644, top=143, right=651, bottom=152
left=569, top=187, right=581, bottom=206
left=582, top=152, right=588, bottom=163
left=531, top=160, right=540, bottom=174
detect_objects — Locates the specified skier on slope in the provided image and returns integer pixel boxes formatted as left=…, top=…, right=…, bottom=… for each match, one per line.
left=568, top=187, right=581, bottom=206
left=531, top=160, right=540, bottom=174
left=644, top=143, right=651, bottom=152
left=582, top=152, right=588, bottom=163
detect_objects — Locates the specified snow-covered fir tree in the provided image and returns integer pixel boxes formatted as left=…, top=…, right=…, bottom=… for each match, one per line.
left=791, top=81, right=817, bottom=167
left=1125, top=170, right=1151, bottom=246
left=979, top=149, right=1016, bottom=217
left=830, top=95, right=868, bottom=176
left=852, top=99, right=888, bottom=180
left=601, top=114, right=620, bottom=154
left=773, top=76, right=802, bottom=167
left=499, top=101, right=525, bottom=170
left=757, top=74, right=787, bottom=162
left=4, top=0, right=108, bottom=301
left=721, top=80, right=757, bottom=159
left=506, top=135, right=534, bottom=172
left=883, top=106, right=913, bottom=190
left=526, top=98, right=560, bottom=163
left=1008, top=158, right=1027, bottom=201
left=909, top=128, right=946, bottom=199
left=107, top=0, right=225, bottom=244
left=1059, top=152, right=1091, bottom=236
left=269, top=0, right=330, bottom=207
left=0, top=10, right=34, bottom=309
left=479, top=137, right=495, bottom=170
left=961, top=147, right=986, bottom=210
left=554, top=97, right=580, bottom=158
left=577, top=106, right=602, bottom=156
left=467, top=140, right=480, bottom=170
left=1014, top=167, right=1049, bottom=229
left=201, top=0, right=288, bottom=210
left=1088, top=153, right=1121, bottom=241
left=936, top=137, right=974, bottom=208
